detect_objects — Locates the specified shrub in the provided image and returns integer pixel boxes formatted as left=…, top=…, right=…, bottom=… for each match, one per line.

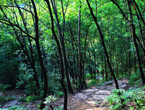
left=0, top=96, right=15, bottom=104
left=86, top=74, right=92, bottom=79
left=87, top=79, right=97, bottom=87
left=0, top=84, right=11, bottom=94
left=129, top=69, right=141, bottom=86
left=1, top=106, right=27, bottom=110
left=55, top=91, right=63, bottom=98
left=104, top=87, right=145, bottom=110
left=16, top=63, right=39, bottom=95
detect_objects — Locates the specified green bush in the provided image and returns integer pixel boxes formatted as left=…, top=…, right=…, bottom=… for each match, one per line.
left=104, top=87, right=145, bottom=110
left=16, top=63, right=39, bottom=95
left=87, top=79, right=97, bottom=87
left=129, top=69, right=140, bottom=86
left=44, top=95, right=57, bottom=104
left=55, top=91, right=63, bottom=98
left=0, top=106, right=27, bottom=110
left=18, top=95, right=41, bottom=102
left=0, top=96, right=15, bottom=104
left=0, top=84, right=11, bottom=94
left=86, top=74, right=92, bottom=79
left=0, top=36, right=20, bottom=87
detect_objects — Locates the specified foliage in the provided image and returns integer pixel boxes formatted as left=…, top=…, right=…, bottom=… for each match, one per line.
left=0, top=0, right=145, bottom=109
left=0, top=84, right=11, bottom=94
left=0, top=106, right=26, bottom=110
left=129, top=69, right=141, bottom=86
left=0, top=34, right=20, bottom=87
left=104, top=87, right=145, bottom=110
left=44, top=95, right=57, bottom=104
left=86, top=73, right=92, bottom=79
left=16, top=63, right=39, bottom=95
left=25, top=95, right=40, bottom=102
left=87, top=79, right=98, bottom=87
left=0, top=96, right=15, bottom=104
left=55, top=91, right=64, bottom=98
left=18, top=95, right=41, bottom=102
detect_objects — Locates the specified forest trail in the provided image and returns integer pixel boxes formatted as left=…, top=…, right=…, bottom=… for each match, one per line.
left=1, top=78, right=129, bottom=110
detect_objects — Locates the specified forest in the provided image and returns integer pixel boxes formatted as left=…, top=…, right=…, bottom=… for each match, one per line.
left=0, top=0, right=145, bottom=110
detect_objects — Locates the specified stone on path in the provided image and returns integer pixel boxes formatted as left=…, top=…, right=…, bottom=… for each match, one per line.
left=93, top=95, right=108, bottom=101
left=120, top=83, right=128, bottom=90
left=113, top=80, right=123, bottom=86
left=95, top=90, right=111, bottom=95
left=103, top=81, right=113, bottom=86
left=96, top=86, right=106, bottom=90
left=122, top=78, right=129, bottom=83
left=83, top=89, right=99, bottom=93
left=3, top=100, right=18, bottom=108
left=75, top=93, right=88, bottom=100
left=105, top=86, right=116, bottom=91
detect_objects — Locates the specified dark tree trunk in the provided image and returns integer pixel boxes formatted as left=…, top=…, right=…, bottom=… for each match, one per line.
left=44, top=0, right=68, bottom=109
left=78, top=0, right=82, bottom=89
left=31, top=0, right=48, bottom=109
left=50, top=0, right=73, bottom=93
left=0, top=5, right=40, bottom=91
left=78, top=1, right=86, bottom=89
left=127, top=0, right=145, bottom=85
left=86, top=0, right=119, bottom=89
left=36, top=41, right=48, bottom=109
left=105, top=59, right=108, bottom=81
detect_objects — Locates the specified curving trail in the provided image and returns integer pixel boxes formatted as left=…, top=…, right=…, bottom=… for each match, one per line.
left=1, top=78, right=129, bottom=110
left=50, top=78, right=129, bottom=110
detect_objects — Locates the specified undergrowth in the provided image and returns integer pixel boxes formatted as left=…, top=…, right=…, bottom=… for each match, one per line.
left=104, top=86, right=145, bottom=110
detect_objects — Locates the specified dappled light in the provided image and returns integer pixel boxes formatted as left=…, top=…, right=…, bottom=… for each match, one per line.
left=0, top=0, right=145, bottom=110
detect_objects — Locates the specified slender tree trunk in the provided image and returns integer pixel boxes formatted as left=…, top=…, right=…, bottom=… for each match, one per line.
left=44, top=0, right=68, bottom=109
left=127, top=0, right=145, bottom=85
left=31, top=0, right=48, bottom=108
left=78, top=0, right=84, bottom=90
left=50, top=0, right=73, bottom=93
left=132, top=0, right=145, bottom=26
left=86, top=0, right=119, bottom=89
left=105, top=59, right=108, bottom=81
left=0, top=4, right=40, bottom=90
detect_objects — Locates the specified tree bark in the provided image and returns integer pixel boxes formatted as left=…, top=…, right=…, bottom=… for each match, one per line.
left=127, top=0, right=145, bottom=85
left=44, top=0, right=68, bottom=109
left=86, top=0, right=119, bottom=89
left=50, top=0, right=73, bottom=93
left=31, top=0, right=48, bottom=108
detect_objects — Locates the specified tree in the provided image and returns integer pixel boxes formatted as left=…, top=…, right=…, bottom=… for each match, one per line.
left=86, top=0, right=119, bottom=89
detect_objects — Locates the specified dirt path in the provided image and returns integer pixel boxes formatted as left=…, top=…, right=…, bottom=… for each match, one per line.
left=0, top=78, right=129, bottom=110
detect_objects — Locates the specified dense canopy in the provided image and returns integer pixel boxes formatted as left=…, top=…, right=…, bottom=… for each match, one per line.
left=0, top=0, right=145, bottom=109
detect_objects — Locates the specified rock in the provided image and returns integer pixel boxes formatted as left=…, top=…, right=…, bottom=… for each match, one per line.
left=95, top=103, right=100, bottom=107
left=95, top=90, right=111, bottom=95
left=113, top=80, right=122, bottom=86
left=83, top=89, right=98, bottom=93
left=3, top=100, right=19, bottom=108
left=105, top=86, right=115, bottom=91
left=88, top=98, right=93, bottom=100
left=74, top=93, right=87, bottom=100
left=16, top=102, right=23, bottom=105
left=86, top=101, right=96, bottom=106
left=118, top=80, right=123, bottom=85
left=96, top=86, right=106, bottom=90
left=92, top=88, right=99, bottom=91
left=25, top=104, right=32, bottom=108
left=120, top=83, right=129, bottom=90
left=85, top=93, right=92, bottom=96
left=103, top=81, right=113, bottom=86
left=122, top=79, right=129, bottom=83
left=34, top=100, right=41, bottom=104
left=93, top=95, right=108, bottom=101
